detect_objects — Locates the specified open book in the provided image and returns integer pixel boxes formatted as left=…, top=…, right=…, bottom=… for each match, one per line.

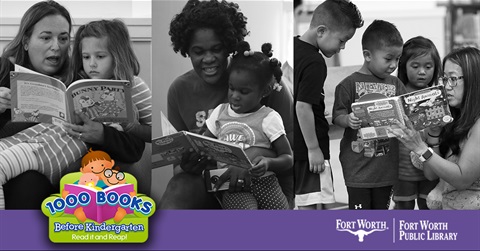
left=63, top=183, right=134, bottom=223
left=152, top=112, right=253, bottom=169
left=9, top=70, right=134, bottom=126
left=352, top=85, right=453, bottom=140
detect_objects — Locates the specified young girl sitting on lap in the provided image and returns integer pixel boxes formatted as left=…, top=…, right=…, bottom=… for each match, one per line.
left=0, top=19, right=151, bottom=209
left=204, top=41, right=293, bottom=209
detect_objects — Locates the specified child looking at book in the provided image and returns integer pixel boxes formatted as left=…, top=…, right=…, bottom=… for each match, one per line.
left=393, top=36, right=441, bottom=209
left=0, top=19, right=151, bottom=210
left=63, top=148, right=130, bottom=222
left=77, top=148, right=115, bottom=188
left=161, top=0, right=294, bottom=210
left=332, top=20, right=406, bottom=209
left=203, top=41, right=293, bottom=209
left=294, top=0, right=363, bottom=210
left=65, top=19, right=152, bottom=143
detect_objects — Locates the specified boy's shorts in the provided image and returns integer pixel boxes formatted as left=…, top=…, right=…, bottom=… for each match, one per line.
left=294, top=159, right=335, bottom=206
left=393, top=179, right=439, bottom=202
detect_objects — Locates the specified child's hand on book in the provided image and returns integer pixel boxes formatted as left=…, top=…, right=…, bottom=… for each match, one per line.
left=63, top=112, right=105, bottom=144
left=61, top=189, right=70, bottom=199
left=0, top=87, right=11, bottom=113
left=347, top=112, right=362, bottom=130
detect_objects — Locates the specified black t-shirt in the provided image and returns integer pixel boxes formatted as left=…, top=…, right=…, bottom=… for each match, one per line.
left=293, top=36, right=330, bottom=160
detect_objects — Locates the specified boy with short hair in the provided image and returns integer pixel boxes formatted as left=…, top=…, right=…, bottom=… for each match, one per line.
left=294, top=0, right=363, bottom=210
left=332, top=19, right=406, bottom=209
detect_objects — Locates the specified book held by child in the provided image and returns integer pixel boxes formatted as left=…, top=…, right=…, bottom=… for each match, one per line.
left=152, top=130, right=253, bottom=169
left=152, top=112, right=253, bottom=169
left=9, top=70, right=134, bottom=126
left=352, top=85, right=453, bottom=140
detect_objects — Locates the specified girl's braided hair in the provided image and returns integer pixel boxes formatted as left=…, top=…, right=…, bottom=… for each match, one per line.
left=230, top=41, right=282, bottom=91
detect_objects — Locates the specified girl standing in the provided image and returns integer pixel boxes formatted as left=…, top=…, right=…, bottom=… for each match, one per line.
left=393, top=36, right=441, bottom=209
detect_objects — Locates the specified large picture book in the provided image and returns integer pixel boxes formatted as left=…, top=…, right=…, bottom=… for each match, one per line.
left=352, top=85, right=453, bottom=140
left=9, top=70, right=134, bottom=126
left=151, top=112, right=253, bottom=169
left=63, top=183, right=134, bottom=223
left=152, top=130, right=254, bottom=169
left=151, top=112, right=179, bottom=168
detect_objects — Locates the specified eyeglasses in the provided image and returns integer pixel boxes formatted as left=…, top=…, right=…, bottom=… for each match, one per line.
left=104, top=169, right=125, bottom=181
left=438, top=76, right=463, bottom=87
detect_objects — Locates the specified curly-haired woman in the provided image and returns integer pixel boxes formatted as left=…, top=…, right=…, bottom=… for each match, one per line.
left=160, top=0, right=294, bottom=209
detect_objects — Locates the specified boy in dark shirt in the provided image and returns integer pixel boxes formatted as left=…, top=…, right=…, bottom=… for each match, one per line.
left=332, top=20, right=406, bottom=209
left=294, top=0, right=363, bottom=209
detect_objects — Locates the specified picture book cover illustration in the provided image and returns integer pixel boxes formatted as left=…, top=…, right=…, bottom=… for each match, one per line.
left=153, top=131, right=254, bottom=169
left=352, top=85, right=453, bottom=140
left=10, top=71, right=134, bottom=126
left=152, top=112, right=254, bottom=169
left=41, top=149, right=155, bottom=243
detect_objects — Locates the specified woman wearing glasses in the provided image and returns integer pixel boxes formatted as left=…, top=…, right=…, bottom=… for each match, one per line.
left=390, top=46, right=480, bottom=210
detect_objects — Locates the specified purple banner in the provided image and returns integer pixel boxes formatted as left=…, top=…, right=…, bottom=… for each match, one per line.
left=1, top=210, right=479, bottom=250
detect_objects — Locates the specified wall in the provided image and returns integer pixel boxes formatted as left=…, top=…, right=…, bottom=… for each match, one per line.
left=0, top=0, right=152, bottom=87
left=297, top=0, right=447, bottom=66
left=0, top=0, right=151, bottom=18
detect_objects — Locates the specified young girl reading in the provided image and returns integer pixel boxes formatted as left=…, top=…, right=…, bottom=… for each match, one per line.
left=393, top=36, right=441, bottom=209
left=0, top=19, right=151, bottom=209
left=204, top=41, right=293, bottom=209
left=65, top=19, right=152, bottom=143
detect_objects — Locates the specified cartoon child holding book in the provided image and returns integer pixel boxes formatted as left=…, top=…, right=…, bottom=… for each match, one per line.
left=77, top=172, right=101, bottom=189
left=63, top=149, right=135, bottom=223
left=62, top=148, right=115, bottom=222
left=101, top=167, right=136, bottom=223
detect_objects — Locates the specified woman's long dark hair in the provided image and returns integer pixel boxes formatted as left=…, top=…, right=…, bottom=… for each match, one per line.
left=439, top=47, right=480, bottom=157
left=1, top=0, right=72, bottom=85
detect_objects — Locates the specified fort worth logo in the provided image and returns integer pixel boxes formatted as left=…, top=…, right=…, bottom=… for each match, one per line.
left=336, top=219, right=388, bottom=242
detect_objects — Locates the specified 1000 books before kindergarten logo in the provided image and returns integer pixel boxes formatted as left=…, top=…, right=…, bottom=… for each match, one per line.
left=41, top=171, right=155, bottom=243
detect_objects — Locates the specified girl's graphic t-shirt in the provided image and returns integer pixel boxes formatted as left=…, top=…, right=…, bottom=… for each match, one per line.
left=206, top=103, right=285, bottom=176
